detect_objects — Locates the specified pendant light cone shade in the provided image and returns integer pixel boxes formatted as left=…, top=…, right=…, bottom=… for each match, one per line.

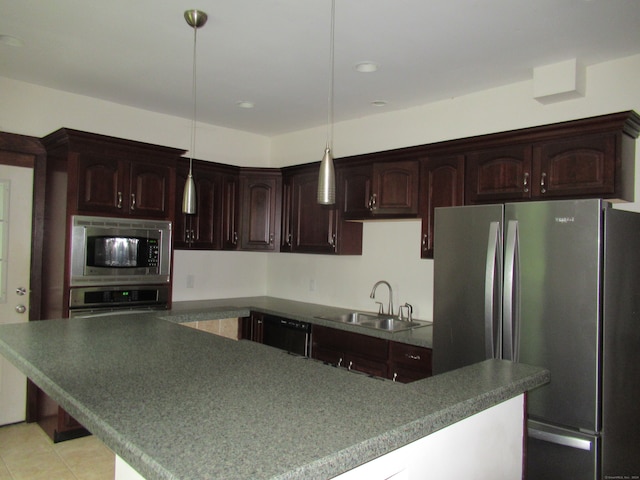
left=317, top=0, right=336, bottom=205
left=317, top=146, right=335, bottom=204
left=182, top=9, right=208, bottom=215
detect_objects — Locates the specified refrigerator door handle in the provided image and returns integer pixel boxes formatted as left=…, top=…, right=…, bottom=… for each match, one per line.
left=503, top=220, right=520, bottom=361
left=484, top=222, right=503, bottom=359
left=528, top=427, right=594, bottom=452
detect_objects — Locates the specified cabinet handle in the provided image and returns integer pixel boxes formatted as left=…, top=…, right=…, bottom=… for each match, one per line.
left=130, top=193, right=136, bottom=210
left=540, top=172, right=547, bottom=194
left=368, top=193, right=377, bottom=211
left=328, top=233, right=336, bottom=250
left=232, top=232, right=238, bottom=245
left=405, top=353, right=421, bottom=361
left=523, top=172, right=529, bottom=193
left=392, top=372, right=398, bottom=382
left=269, top=233, right=274, bottom=245
left=191, top=229, right=195, bottom=242
left=285, top=233, right=292, bottom=247
left=337, top=357, right=343, bottom=367
left=117, top=192, right=123, bottom=209
left=422, top=234, right=428, bottom=251
left=347, top=361, right=353, bottom=371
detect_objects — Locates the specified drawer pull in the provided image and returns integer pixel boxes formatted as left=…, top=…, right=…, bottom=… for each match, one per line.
left=405, top=354, right=421, bottom=361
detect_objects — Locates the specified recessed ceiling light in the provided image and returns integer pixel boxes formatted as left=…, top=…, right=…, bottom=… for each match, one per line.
left=236, top=101, right=254, bottom=109
left=371, top=101, right=387, bottom=107
left=0, top=34, right=24, bottom=47
left=355, top=62, right=379, bottom=73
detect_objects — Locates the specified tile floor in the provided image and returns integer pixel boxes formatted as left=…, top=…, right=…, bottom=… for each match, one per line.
left=0, top=422, right=115, bottom=480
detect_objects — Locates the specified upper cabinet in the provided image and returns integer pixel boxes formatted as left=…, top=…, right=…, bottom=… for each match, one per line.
left=281, top=164, right=362, bottom=255
left=340, top=158, right=419, bottom=220
left=41, top=128, right=184, bottom=220
left=175, top=159, right=231, bottom=250
left=220, top=169, right=241, bottom=250
left=419, top=154, right=465, bottom=258
left=239, top=169, right=282, bottom=251
left=464, top=111, right=639, bottom=204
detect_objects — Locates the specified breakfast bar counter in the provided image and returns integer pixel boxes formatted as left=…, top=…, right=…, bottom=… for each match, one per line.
left=0, top=309, right=548, bottom=479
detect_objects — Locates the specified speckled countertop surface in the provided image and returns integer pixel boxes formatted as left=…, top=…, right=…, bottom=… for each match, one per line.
left=0, top=308, right=548, bottom=480
left=165, top=296, right=433, bottom=348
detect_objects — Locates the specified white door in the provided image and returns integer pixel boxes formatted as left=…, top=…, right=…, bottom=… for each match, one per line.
left=0, top=164, right=33, bottom=425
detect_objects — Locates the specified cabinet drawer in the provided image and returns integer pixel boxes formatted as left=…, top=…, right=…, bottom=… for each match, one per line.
left=389, top=342, right=432, bottom=371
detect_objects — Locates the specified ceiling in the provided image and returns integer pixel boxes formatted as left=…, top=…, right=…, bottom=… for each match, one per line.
left=1, top=0, right=640, bottom=137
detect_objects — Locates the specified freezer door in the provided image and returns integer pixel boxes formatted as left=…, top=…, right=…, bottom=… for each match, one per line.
left=527, top=420, right=599, bottom=480
left=433, top=204, right=504, bottom=375
left=507, top=199, right=602, bottom=432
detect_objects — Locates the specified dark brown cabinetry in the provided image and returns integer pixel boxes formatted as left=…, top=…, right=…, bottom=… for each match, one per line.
left=221, top=170, right=241, bottom=250
left=239, top=169, right=282, bottom=251
left=42, top=129, right=182, bottom=220
left=312, top=325, right=388, bottom=378
left=464, top=113, right=639, bottom=204
left=388, top=341, right=432, bottom=383
left=419, top=154, right=465, bottom=258
left=175, top=159, right=221, bottom=249
left=281, top=164, right=362, bottom=254
left=240, top=312, right=265, bottom=343
left=340, top=159, right=419, bottom=220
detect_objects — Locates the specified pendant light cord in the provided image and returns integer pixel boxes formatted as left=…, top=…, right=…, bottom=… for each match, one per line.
left=326, top=0, right=335, bottom=150
left=189, top=22, right=198, bottom=174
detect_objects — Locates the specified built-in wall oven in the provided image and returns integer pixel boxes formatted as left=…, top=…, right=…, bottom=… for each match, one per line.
left=68, top=284, right=170, bottom=318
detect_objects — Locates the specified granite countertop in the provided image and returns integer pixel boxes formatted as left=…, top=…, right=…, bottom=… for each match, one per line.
left=165, top=296, right=433, bottom=348
left=0, top=310, right=548, bottom=480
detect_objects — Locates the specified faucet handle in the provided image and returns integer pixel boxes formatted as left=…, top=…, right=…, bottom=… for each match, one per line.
left=404, top=303, right=413, bottom=322
left=375, top=301, right=384, bottom=314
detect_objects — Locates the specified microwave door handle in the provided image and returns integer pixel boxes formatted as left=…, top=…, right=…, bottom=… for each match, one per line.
left=484, top=221, right=502, bottom=359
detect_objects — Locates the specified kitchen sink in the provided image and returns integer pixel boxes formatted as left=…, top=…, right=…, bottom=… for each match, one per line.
left=316, top=312, right=430, bottom=332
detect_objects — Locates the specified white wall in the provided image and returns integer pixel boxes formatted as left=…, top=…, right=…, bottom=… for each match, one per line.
left=2, top=54, right=640, bottom=312
left=267, top=54, right=640, bottom=319
left=0, top=76, right=273, bottom=301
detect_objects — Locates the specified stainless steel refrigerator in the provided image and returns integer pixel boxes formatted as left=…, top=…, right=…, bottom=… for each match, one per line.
left=432, top=199, right=640, bottom=479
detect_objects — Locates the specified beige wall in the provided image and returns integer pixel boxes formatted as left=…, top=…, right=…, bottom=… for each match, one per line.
left=2, top=53, right=640, bottom=318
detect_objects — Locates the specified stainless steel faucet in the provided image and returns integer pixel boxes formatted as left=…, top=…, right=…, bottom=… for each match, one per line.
left=370, top=280, right=393, bottom=316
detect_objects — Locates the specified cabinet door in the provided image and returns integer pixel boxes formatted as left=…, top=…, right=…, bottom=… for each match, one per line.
left=240, top=313, right=264, bottom=343
left=532, top=133, right=616, bottom=198
left=340, top=164, right=372, bottom=220
left=189, top=169, right=219, bottom=249
left=371, top=160, right=419, bottom=216
left=465, top=145, right=532, bottom=203
left=419, top=154, right=465, bottom=258
left=388, top=341, right=432, bottom=383
left=221, top=173, right=240, bottom=250
left=128, top=161, right=171, bottom=218
left=240, top=173, right=281, bottom=251
left=290, top=171, right=337, bottom=254
left=76, top=155, right=124, bottom=214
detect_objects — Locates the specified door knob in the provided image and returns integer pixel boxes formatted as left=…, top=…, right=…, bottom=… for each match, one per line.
left=16, top=287, right=27, bottom=296
left=15, top=304, right=26, bottom=314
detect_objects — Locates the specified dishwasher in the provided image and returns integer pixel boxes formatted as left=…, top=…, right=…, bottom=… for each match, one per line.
left=261, top=315, right=311, bottom=357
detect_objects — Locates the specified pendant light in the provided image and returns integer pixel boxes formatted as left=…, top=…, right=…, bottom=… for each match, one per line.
left=317, top=0, right=336, bottom=205
left=182, top=9, right=208, bottom=214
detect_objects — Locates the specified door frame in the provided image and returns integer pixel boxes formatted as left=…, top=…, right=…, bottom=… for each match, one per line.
left=0, top=131, right=46, bottom=422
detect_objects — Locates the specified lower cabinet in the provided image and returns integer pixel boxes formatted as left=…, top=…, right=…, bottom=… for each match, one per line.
left=388, top=341, right=433, bottom=383
left=312, top=325, right=388, bottom=378
left=311, top=325, right=432, bottom=382
left=240, top=312, right=264, bottom=343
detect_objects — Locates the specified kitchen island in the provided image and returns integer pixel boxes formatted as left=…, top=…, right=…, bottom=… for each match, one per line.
left=0, top=305, right=548, bottom=480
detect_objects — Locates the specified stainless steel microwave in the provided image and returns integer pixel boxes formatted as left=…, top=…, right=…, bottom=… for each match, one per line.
left=70, top=215, right=171, bottom=286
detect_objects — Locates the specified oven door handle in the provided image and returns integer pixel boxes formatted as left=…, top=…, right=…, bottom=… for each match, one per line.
left=68, top=309, right=160, bottom=319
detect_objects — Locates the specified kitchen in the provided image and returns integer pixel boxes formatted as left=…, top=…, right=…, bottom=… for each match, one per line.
left=1, top=1, right=640, bottom=479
